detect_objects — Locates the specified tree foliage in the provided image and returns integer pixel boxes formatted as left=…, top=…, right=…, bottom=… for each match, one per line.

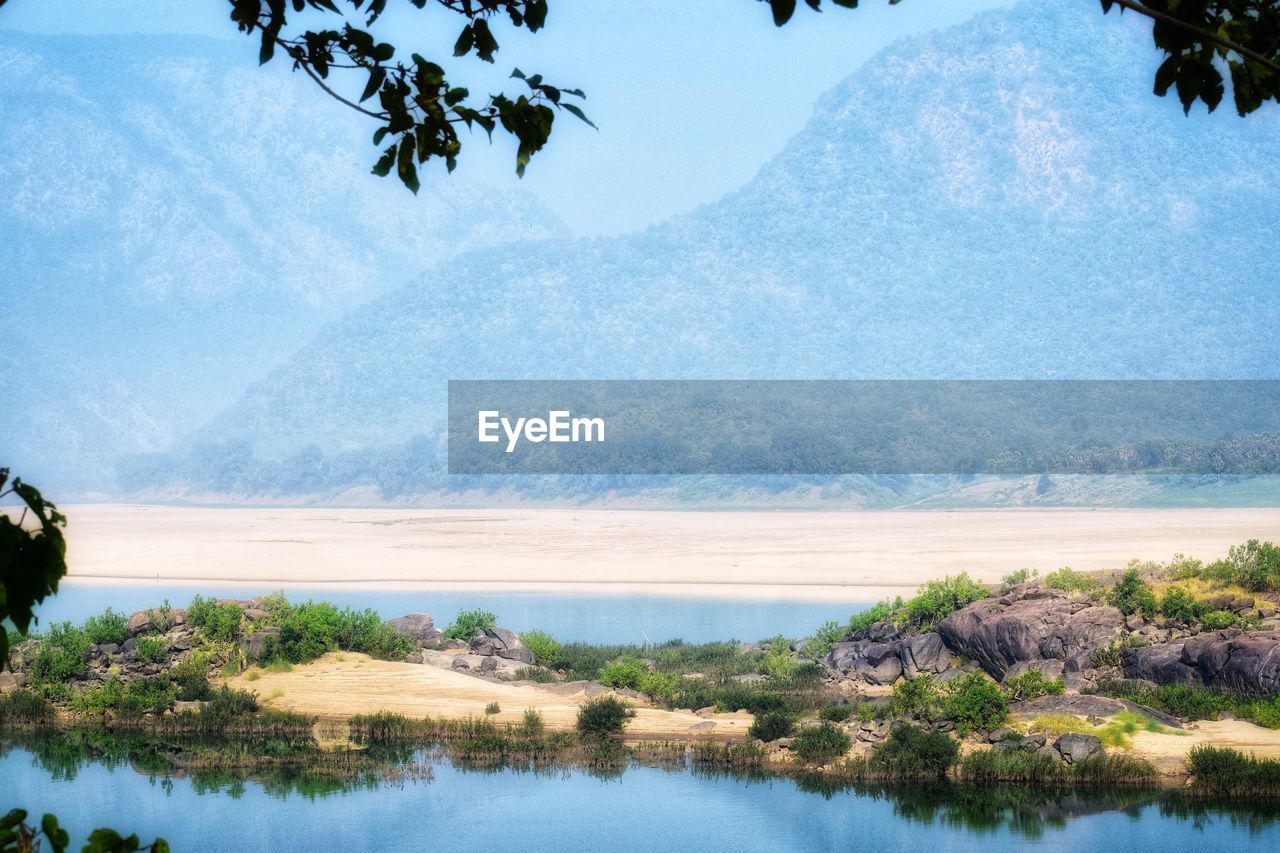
left=0, top=470, right=67, bottom=671
left=226, top=0, right=595, bottom=192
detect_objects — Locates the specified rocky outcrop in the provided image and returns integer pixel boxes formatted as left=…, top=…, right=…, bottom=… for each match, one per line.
left=1054, top=733, right=1104, bottom=764
left=1123, top=629, right=1280, bottom=697
left=826, top=640, right=903, bottom=685
left=384, top=613, right=443, bottom=647
left=468, top=627, right=535, bottom=664
left=899, top=633, right=953, bottom=679
left=936, top=588, right=1124, bottom=678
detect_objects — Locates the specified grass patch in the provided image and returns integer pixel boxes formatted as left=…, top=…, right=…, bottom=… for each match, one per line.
left=1026, top=710, right=1180, bottom=749
left=1188, top=746, right=1280, bottom=795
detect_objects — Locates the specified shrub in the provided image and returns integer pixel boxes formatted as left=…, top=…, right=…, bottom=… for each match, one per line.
left=1200, top=609, right=1251, bottom=630
left=520, top=630, right=561, bottom=665
left=1225, top=539, right=1280, bottom=592
left=942, top=672, right=1008, bottom=734
left=521, top=707, right=545, bottom=737
left=599, top=657, right=649, bottom=690
left=748, top=710, right=796, bottom=742
left=1044, top=567, right=1094, bottom=593
left=514, top=667, right=557, bottom=683
left=1002, top=668, right=1066, bottom=701
left=484, top=702, right=500, bottom=715
left=1109, top=566, right=1158, bottom=616
left=186, top=595, right=243, bottom=642
left=906, top=573, right=988, bottom=627
left=1091, top=680, right=1231, bottom=721
left=890, top=674, right=941, bottom=721
left=761, top=637, right=798, bottom=679
left=27, top=623, right=90, bottom=685
left=806, top=620, right=846, bottom=658
left=1188, top=745, right=1280, bottom=794
left=576, top=697, right=634, bottom=737
left=871, top=724, right=958, bottom=778
left=708, top=687, right=786, bottom=715
left=818, top=704, right=853, bottom=723
left=1000, top=568, right=1038, bottom=592
left=1166, top=553, right=1204, bottom=581
left=199, top=686, right=260, bottom=728
left=1160, top=586, right=1202, bottom=624
left=135, top=635, right=169, bottom=665
left=848, top=597, right=904, bottom=634
left=444, top=609, right=497, bottom=640
left=0, top=689, right=55, bottom=726
left=791, top=722, right=851, bottom=764
left=71, top=677, right=176, bottom=717
left=82, top=608, right=128, bottom=646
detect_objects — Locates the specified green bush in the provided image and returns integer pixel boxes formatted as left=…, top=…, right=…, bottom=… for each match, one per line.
left=576, top=696, right=634, bottom=737
left=0, top=689, right=55, bottom=726
left=1002, top=668, right=1066, bottom=701
left=82, top=608, right=128, bottom=646
left=186, top=595, right=243, bottom=642
left=599, top=657, right=649, bottom=689
left=1188, top=745, right=1280, bottom=794
left=906, top=573, right=988, bottom=627
left=890, top=674, right=941, bottom=721
left=1160, top=586, right=1202, bottom=624
left=443, top=609, right=497, bottom=640
left=1109, top=566, right=1158, bottom=616
left=1000, top=568, right=1038, bottom=592
left=521, top=707, right=545, bottom=737
left=262, top=601, right=413, bottom=664
left=1200, top=609, right=1253, bottom=630
left=484, top=701, right=500, bottom=715
left=818, top=704, right=853, bottom=723
left=520, top=629, right=561, bottom=665
left=707, top=686, right=787, bottom=715
left=1044, top=567, right=1095, bottom=593
left=748, top=710, right=796, bottom=742
left=27, top=622, right=90, bottom=685
left=791, top=722, right=851, bottom=765
left=942, top=672, right=1008, bottom=734
left=199, top=686, right=260, bottom=728
left=761, top=636, right=798, bottom=679
left=871, top=724, right=958, bottom=778
left=1091, top=680, right=1230, bottom=721
left=848, top=597, right=905, bottom=634
left=1225, top=539, right=1280, bottom=593
left=135, top=635, right=169, bottom=665
left=806, top=620, right=846, bottom=658
left=71, top=677, right=176, bottom=717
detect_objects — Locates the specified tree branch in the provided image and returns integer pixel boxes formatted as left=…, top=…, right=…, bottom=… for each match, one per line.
left=284, top=41, right=391, bottom=121
left=1110, top=0, right=1280, bottom=76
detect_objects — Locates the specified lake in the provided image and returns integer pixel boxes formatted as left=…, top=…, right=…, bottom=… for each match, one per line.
left=3, top=743, right=1278, bottom=852
left=35, top=584, right=869, bottom=644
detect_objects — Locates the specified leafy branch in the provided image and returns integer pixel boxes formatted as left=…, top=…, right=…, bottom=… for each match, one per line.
left=227, top=0, right=595, bottom=192
left=0, top=468, right=67, bottom=670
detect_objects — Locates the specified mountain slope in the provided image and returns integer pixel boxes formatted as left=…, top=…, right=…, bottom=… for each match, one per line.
left=162, top=0, right=1280, bottom=498
left=0, top=31, right=566, bottom=491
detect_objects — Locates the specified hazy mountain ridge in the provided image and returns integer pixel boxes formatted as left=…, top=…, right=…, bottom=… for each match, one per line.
left=0, top=30, right=566, bottom=491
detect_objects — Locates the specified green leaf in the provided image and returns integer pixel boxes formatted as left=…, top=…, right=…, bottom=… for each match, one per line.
left=371, top=143, right=396, bottom=177
left=453, top=24, right=474, bottom=58
left=561, top=103, right=598, bottom=129
left=360, top=67, right=386, bottom=103
left=769, top=0, right=797, bottom=26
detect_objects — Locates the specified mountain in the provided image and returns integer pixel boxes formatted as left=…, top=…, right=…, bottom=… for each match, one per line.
left=0, top=30, right=566, bottom=492
left=133, top=0, right=1280, bottom=502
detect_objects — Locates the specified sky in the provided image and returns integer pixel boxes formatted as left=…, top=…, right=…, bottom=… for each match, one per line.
left=0, top=0, right=1018, bottom=236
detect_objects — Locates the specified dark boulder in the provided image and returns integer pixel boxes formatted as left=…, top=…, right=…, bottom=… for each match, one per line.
left=385, top=613, right=443, bottom=647
left=469, top=627, right=535, bottom=665
left=1054, top=733, right=1104, bottom=764
left=899, top=632, right=952, bottom=679
left=826, top=640, right=903, bottom=685
left=937, top=589, right=1123, bottom=678
left=1123, top=630, right=1280, bottom=697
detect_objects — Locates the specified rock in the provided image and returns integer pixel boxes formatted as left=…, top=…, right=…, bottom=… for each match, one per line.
left=241, top=628, right=279, bottom=659
left=899, top=632, right=953, bottom=679
left=244, top=608, right=270, bottom=621
left=689, top=721, right=717, bottom=732
left=1124, top=630, right=1280, bottom=697
left=937, top=590, right=1123, bottom=678
left=731, top=674, right=768, bottom=684
left=1054, top=733, right=1104, bottom=764
left=468, top=635, right=498, bottom=656
left=126, top=610, right=153, bottom=636
left=695, top=706, right=717, bottom=718
left=416, top=650, right=456, bottom=668
left=1125, top=614, right=1144, bottom=631
left=1003, top=659, right=1066, bottom=684
left=774, top=737, right=794, bottom=749
left=484, top=627, right=536, bottom=664
left=0, top=672, right=26, bottom=693
left=479, top=656, right=498, bottom=675
left=442, top=638, right=468, bottom=651
left=121, top=638, right=138, bottom=655
left=826, top=640, right=903, bottom=685
left=168, top=631, right=194, bottom=652
left=1019, top=733, right=1047, bottom=749
left=987, top=727, right=1015, bottom=743
left=99, top=643, right=120, bottom=656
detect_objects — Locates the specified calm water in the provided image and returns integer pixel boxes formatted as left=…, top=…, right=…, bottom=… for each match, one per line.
left=3, top=746, right=1279, bottom=852
left=35, top=584, right=868, bottom=644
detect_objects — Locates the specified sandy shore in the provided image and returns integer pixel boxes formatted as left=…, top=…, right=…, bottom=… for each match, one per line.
left=230, top=653, right=752, bottom=741
left=54, top=504, right=1279, bottom=600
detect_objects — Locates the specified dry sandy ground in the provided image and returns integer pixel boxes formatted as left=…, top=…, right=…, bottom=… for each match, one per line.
left=228, top=652, right=751, bottom=741
left=55, top=504, right=1280, bottom=600
left=1127, top=720, right=1280, bottom=769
